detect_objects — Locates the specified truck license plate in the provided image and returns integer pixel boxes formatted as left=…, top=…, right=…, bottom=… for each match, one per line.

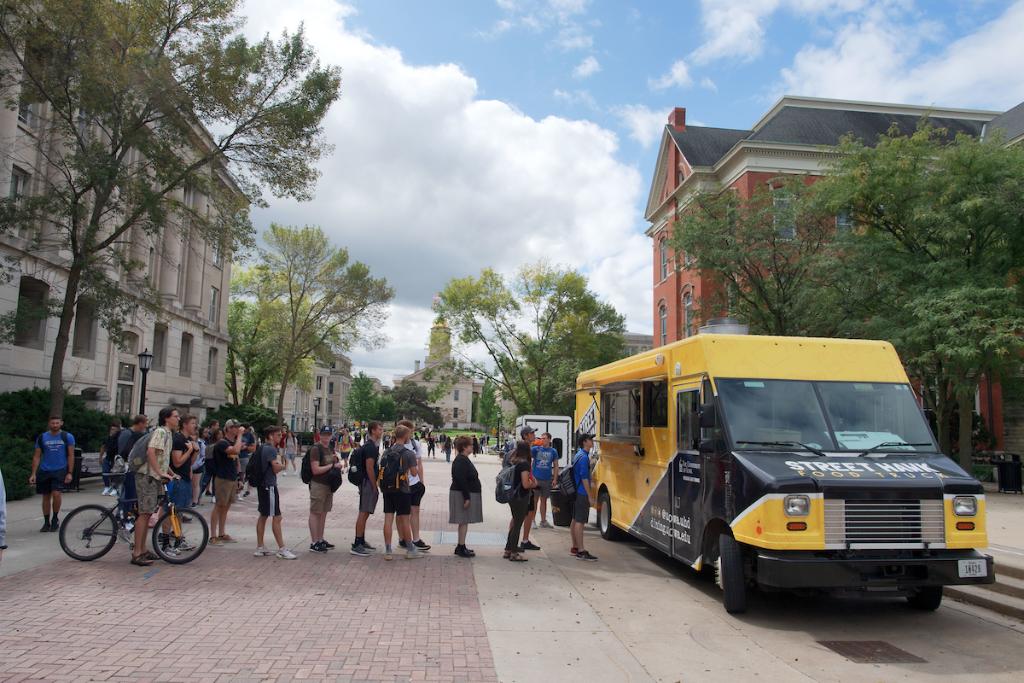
left=958, top=559, right=987, bottom=578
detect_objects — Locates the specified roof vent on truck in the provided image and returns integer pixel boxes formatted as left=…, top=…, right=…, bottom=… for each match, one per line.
left=698, top=317, right=749, bottom=335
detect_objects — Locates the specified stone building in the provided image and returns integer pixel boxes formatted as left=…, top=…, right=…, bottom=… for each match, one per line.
left=274, top=353, right=353, bottom=432
left=0, top=95, right=239, bottom=420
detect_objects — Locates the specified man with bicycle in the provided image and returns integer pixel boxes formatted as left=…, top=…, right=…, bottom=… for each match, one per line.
left=132, top=407, right=180, bottom=567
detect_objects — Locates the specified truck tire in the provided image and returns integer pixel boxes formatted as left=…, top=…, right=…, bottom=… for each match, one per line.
left=906, top=586, right=943, bottom=611
left=598, top=489, right=626, bottom=541
left=715, top=534, right=748, bottom=614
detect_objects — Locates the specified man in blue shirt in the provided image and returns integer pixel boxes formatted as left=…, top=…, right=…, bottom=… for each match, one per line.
left=571, top=435, right=597, bottom=561
left=530, top=433, right=560, bottom=529
left=29, top=417, right=75, bottom=532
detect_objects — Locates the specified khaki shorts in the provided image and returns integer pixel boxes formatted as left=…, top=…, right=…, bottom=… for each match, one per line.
left=214, top=476, right=237, bottom=507
left=309, top=480, right=334, bottom=513
left=137, top=475, right=163, bottom=515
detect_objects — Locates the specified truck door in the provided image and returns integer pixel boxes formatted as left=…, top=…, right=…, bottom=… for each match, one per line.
left=671, top=387, right=702, bottom=564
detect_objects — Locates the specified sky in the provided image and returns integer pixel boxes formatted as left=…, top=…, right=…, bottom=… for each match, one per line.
left=237, top=0, right=1024, bottom=385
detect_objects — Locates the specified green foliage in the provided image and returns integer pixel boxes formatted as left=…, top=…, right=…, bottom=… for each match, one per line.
left=673, top=177, right=846, bottom=336
left=0, top=435, right=35, bottom=501
left=226, top=271, right=292, bottom=405
left=971, top=464, right=994, bottom=483
left=0, top=388, right=117, bottom=451
left=374, top=395, right=397, bottom=422
left=257, top=225, right=394, bottom=419
left=0, top=0, right=342, bottom=417
left=436, top=262, right=625, bottom=415
left=346, top=373, right=381, bottom=422
left=204, top=403, right=278, bottom=434
left=477, top=379, right=502, bottom=435
left=392, top=382, right=443, bottom=426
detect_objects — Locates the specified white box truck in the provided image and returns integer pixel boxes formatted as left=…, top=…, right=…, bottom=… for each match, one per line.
left=514, top=415, right=574, bottom=467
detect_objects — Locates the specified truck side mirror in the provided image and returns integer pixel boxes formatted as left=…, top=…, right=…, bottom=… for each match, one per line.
left=699, top=403, right=717, bottom=429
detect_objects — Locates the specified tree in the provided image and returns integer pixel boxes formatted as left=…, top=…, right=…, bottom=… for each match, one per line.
left=0, top=0, right=342, bottom=418
left=346, top=372, right=380, bottom=423
left=225, top=270, right=290, bottom=405
left=392, top=381, right=443, bottom=426
left=672, top=177, right=846, bottom=336
left=435, top=263, right=625, bottom=415
left=815, top=122, right=1024, bottom=466
left=477, top=379, right=502, bottom=436
left=204, top=402, right=278, bottom=434
left=373, top=394, right=397, bottom=422
left=257, top=225, right=393, bottom=421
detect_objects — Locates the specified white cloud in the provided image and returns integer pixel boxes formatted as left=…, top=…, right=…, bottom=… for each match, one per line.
left=611, top=104, right=666, bottom=148
left=777, top=0, right=1024, bottom=109
left=239, top=0, right=650, bottom=377
left=553, top=25, right=593, bottom=51
left=553, top=88, right=598, bottom=109
left=648, top=60, right=692, bottom=91
left=700, top=77, right=718, bottom=92
left=487, top=0, right=594, bottom=50
left=690, top=0, right=869, bottom=65
left=573, top=55, right=601, bottom=79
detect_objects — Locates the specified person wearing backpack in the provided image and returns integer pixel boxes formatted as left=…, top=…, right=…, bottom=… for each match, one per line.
left=308, top=426, right=342, bottom=553
left=379, top=425, right=422, bottom=561
left=252, top=426, right=297, bottom=560
left=350, top=421, right=382, bottom=557
left=209, top=420, right=244, bottom=545
left=503, top=441, right=537, bottom=562
left=570, top=434, right=598, bottom=561
left=28, top=416, right=76, bottom=532
left=449, top=435, right=482, bottom=558
left=131, top=407, right=180, bottom=566
left=397, top=419, right=431, bottom=553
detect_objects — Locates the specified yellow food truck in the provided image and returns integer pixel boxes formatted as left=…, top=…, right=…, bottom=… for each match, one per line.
left=575, top=327, right=994, bottom=614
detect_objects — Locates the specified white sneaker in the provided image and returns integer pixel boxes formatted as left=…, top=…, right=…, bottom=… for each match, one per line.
left=276, top=548, right=297, bottom=560
left=254, top=546, right=273, bottom=557
left=281, top=471, right=288, bottom=476
left=101, top=487, right=111, bottom=496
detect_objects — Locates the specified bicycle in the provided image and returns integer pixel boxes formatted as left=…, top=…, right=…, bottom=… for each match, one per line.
left=59, top=477, right=209, bottom=564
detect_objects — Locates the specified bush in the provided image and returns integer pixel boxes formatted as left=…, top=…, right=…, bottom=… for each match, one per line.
left=972, top=464, right=994, bottom=483
left=204, top=403, right=279, bottom=434
left=0, top=435, right=35, bottom=501
left=0, top=388, right=118, bottom=452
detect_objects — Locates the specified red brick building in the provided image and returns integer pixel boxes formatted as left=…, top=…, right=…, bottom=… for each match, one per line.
left=644, top=95, right=1024, bottom=451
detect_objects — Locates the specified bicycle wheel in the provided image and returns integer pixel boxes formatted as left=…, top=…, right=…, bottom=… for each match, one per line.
left=151, top=507, right=209, bottom=564
left=59, top=504, right=118, bottom=561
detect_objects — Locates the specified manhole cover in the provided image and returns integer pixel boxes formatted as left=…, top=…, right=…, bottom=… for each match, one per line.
left=818, top=640, right=926, bottom=664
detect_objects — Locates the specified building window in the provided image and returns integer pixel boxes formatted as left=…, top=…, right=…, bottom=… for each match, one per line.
left=207, top=347, right=219, bottom=383
left=453, top=389, right=460, bottom=401
left=683, top=291, right=694, bottom=338
left=773, top=192, right=796, bottom=240
left=453, top=407, right=459, bottom=419
left=76, top=108, right=90, bottom=138
left=118, top=361, right=135, bottom=382
left=316, top=376, right=323, bottom=391
left=121, top=331, right=139, bottom=356
left=212, top=240, right=223, bottom=268
left=13, top=276, right=48, bottom=349
left=115, top=383, right=133, bottom=416
left=71, top=298, right=96, bottom=358
left=328, top=381, right=334, bottom=394
left=208, top=286, right=220, bottom=325
left=836, top=211, right=853, bottom=233
left=17, top=98, right=36, bottom=128
left=327, top=399, right=333, bottom=415
left=152, top=323, right=167, bottom=372
left=659, top=237, right=668, bottom=280
left=148, top=246, right=157, bottom=285
left=9, top=166, right=29, bottom=204
left=658, top=303, right=667, bottom=347
left=179, top=333, right=193, bottom=377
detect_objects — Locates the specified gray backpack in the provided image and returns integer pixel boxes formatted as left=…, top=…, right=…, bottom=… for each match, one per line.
left=495, top=463, right=517, bottom=504
left=127, top=431, right=155, bottom=474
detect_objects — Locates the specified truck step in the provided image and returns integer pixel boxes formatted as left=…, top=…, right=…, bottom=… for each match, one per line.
left=946, top=584, right=1024, bottom=622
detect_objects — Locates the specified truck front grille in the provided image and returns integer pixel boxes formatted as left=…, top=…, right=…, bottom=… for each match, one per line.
left=824, top=499, right=945, bottom=549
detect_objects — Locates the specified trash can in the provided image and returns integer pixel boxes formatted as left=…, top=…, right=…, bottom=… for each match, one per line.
left=69, top=447, right=84, bottom=492
left=994, top=456, right=1023, bottom=494
left=550, top=489, right=573, bottom=527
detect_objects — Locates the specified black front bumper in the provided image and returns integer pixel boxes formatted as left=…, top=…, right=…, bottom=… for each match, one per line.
left=755, top=549, right=995, bottom=589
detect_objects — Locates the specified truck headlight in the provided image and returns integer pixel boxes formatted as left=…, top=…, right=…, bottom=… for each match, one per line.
left=953, top=496, right=978, bottom=516
left=784, top=495, right=810, bottom=516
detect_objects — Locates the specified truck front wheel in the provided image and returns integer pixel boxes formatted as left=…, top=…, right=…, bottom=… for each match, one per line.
left=598, top=489, right=627, bottom=541
left=716, top=534, right=748, bottom=614
left=906, top=586, right=943, bottom=611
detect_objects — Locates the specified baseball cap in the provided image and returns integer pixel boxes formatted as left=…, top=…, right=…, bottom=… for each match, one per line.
left=224, top=419, right=241, bottom=429
left=320, top=425, right=333, bottom=434
left=520, top=425, right=536, bottom=438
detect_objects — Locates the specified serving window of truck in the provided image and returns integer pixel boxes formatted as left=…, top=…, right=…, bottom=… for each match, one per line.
left=575, top=333, right=994, bottom=614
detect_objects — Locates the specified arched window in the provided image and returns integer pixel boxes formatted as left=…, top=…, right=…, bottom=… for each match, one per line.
left=659, top=238, right=668, bottom=280
left=682, top=290, right=694, bottom=338
left=658, top=302, right=668, bottom=347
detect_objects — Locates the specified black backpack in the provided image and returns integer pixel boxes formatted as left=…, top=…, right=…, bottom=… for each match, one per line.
left=377, top=446, right=405, bottom=493
left=246, top=445, right=272, bottom=488
left=347, top=443, right=365, bottom=486
left=300, top=445, right=319, bottom=485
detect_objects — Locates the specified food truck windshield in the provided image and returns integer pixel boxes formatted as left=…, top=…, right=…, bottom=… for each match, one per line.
left=715, top=379, right=937, bottom=453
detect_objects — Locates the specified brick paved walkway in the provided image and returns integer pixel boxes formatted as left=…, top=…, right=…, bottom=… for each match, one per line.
left=0, top=459, right=498, bottom=683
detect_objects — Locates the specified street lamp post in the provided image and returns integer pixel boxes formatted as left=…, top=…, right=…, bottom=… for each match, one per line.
left=137, top=348, right=154, bottom=415
left=314, top=397, right=321, bottom=431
